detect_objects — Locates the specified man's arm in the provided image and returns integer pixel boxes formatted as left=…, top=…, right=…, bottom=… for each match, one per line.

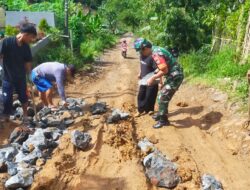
left=25, top=62, right=32, bottom=74
left=147, top=54, right=168, bottom=86
left=55, top=71, right=66, bottom=101
left=24, top=45, right=33, bottom=74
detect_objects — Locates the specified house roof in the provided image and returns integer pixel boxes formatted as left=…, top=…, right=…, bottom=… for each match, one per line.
left=5, top=11, right=55, bottom=27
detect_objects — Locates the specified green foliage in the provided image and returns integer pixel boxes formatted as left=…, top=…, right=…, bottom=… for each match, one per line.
left=5, top=25, right=19, bottom=36
left=38, top=18, right=50, bottom=33
left=80, top=33, right=117, bottom=62
left=34, top=41, right=84, bottom=69
left=164, top=8, right=203, bottom=51
left=48, top=27, right=62, bottom=42
left=180, top=45, right=250, bottom=98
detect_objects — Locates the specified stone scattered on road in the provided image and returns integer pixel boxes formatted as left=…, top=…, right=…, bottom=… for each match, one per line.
left=9, top=127, right=31, bottom=145
left=13, top=100, right=22, bottom=110
left=107, top=109, right=130, bottom=123
left=5, top=169, right=34, bottom=189
left=90, top=102, right=107, bottom=115
left=71, top=130, right=92, bottom=150
left=22, top=129, right=48, bottom=152
left=138, top=138, right=180, bottom=189
left=143, top=150, right=180, bottom=189
left=0, top=145, right=19, bottom=162
left=138, top=138, right=155, bottom=153
left=201, top=174, right=223, bottom=190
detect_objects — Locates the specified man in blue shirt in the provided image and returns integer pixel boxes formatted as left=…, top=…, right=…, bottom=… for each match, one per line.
left=0, top=23, right=37, bottom=124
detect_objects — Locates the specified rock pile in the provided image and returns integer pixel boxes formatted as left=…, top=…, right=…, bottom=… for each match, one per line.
left=0, top=98, right=86, bottom=189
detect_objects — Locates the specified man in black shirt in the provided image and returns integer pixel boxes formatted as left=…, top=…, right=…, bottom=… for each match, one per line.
left=136, top=42, right=159, bottom=116
left=0, top=23, right=37, bottom=124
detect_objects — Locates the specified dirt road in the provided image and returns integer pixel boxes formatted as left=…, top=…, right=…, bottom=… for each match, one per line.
left=24, top=36, right=250, bottom=190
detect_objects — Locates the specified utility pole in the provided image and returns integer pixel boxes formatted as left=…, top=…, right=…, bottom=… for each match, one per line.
left=64, top=0, right=69, bottom=37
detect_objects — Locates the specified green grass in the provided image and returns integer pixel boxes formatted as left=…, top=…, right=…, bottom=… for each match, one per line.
left=80, top=33, right=117, bottom=62
left=179, top=45, right=250, bottom=110
left=34, top=33, right=117, bottom=70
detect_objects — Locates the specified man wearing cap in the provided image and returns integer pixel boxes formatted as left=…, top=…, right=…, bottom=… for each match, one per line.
left=0, top=23, right=37, bottom=124
left=134, top=38, right=184, bottom=129
left=135, top=38, right=159, bottom=117
left=31, top=62, right=76, bottom=110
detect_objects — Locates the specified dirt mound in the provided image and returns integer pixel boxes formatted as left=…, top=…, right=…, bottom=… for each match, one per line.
left=105, top=119, right=139, bottom=160
left=174, top=147, right=201, bottom=189
left=31, top=113, right=149, bottom=190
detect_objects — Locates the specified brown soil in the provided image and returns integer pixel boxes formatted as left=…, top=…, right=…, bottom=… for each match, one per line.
left=1, top=36, right=250, bottom=190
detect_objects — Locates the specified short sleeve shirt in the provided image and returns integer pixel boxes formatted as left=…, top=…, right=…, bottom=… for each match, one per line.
left=1, top=37, right=32, bottom=82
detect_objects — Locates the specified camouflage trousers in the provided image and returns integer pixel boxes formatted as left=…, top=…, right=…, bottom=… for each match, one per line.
left=157, top=65, right=184, bottom=116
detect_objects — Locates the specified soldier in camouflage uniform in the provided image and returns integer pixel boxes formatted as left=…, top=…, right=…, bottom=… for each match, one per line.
left=134, top=38, right=184, bottom=128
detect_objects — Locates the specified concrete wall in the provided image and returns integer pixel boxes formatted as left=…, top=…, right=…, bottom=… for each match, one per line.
left=5, top=11, right=55, bottom=27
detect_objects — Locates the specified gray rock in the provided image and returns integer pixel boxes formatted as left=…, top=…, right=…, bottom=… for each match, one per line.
left=115, top=110, right=130, bottom=119
left=139, top=72, right=160, bottom=86
left=71, top=130, right=92, bottom=150
left=138, top=138, right=155, bottom=153
left=13, top=100, right=22, bottom=110
left=37, top=121, right=47, bottom=129
left=38, top=107, right=51, bottom=118
left=107, top=114, right=121, bottom=123
left=68, top=105, right=82, bottom=112
left=107, top=109, right=130, bottom=123
left=47, top=140, right=58, bottom=150
left=17, top=162, right=35, bottom=174
left=143, top=150, right=179, bottom=189
left=9, top=127, right=30, bottom=145
left=6, top=161, right=17, bottom=176
left=64, top=119, right=75, bottom=126
left=66, top=98, right=85, bottom=106
left=90, top=102, right=107, bottom=115
left=43, top=127, right=62, bottom=141
left=14, top=107, right=23, bottom=119
left=0, top=145, right=18, bottom=161
left=22, top=129, right=48, bottom=151
left=202, top=174, right=223, bottom=190
left=47, top=116, right=62, bottom=126
left=5, top=168, right=34, bottom=189
left=15, top=148, right=43, bottom=165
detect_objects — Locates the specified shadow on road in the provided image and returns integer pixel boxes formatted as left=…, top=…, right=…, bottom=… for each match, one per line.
left=171, top=111, right=223, bottom=130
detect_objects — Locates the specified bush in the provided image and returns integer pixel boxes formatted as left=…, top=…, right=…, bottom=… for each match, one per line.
left=5, top=25, right=19, bottom=36
left=34, top=42, right=84, bottom=69
left=179, top=45, right=250, bottom=99
left=38, top=18, right=50, bottom=33
left=80, top=33, right=116, bottom=62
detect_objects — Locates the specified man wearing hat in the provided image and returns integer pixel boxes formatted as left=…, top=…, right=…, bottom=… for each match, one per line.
left=134, top=38, right=184, bottom=129
left=31, top=62, right=76, bottom=110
